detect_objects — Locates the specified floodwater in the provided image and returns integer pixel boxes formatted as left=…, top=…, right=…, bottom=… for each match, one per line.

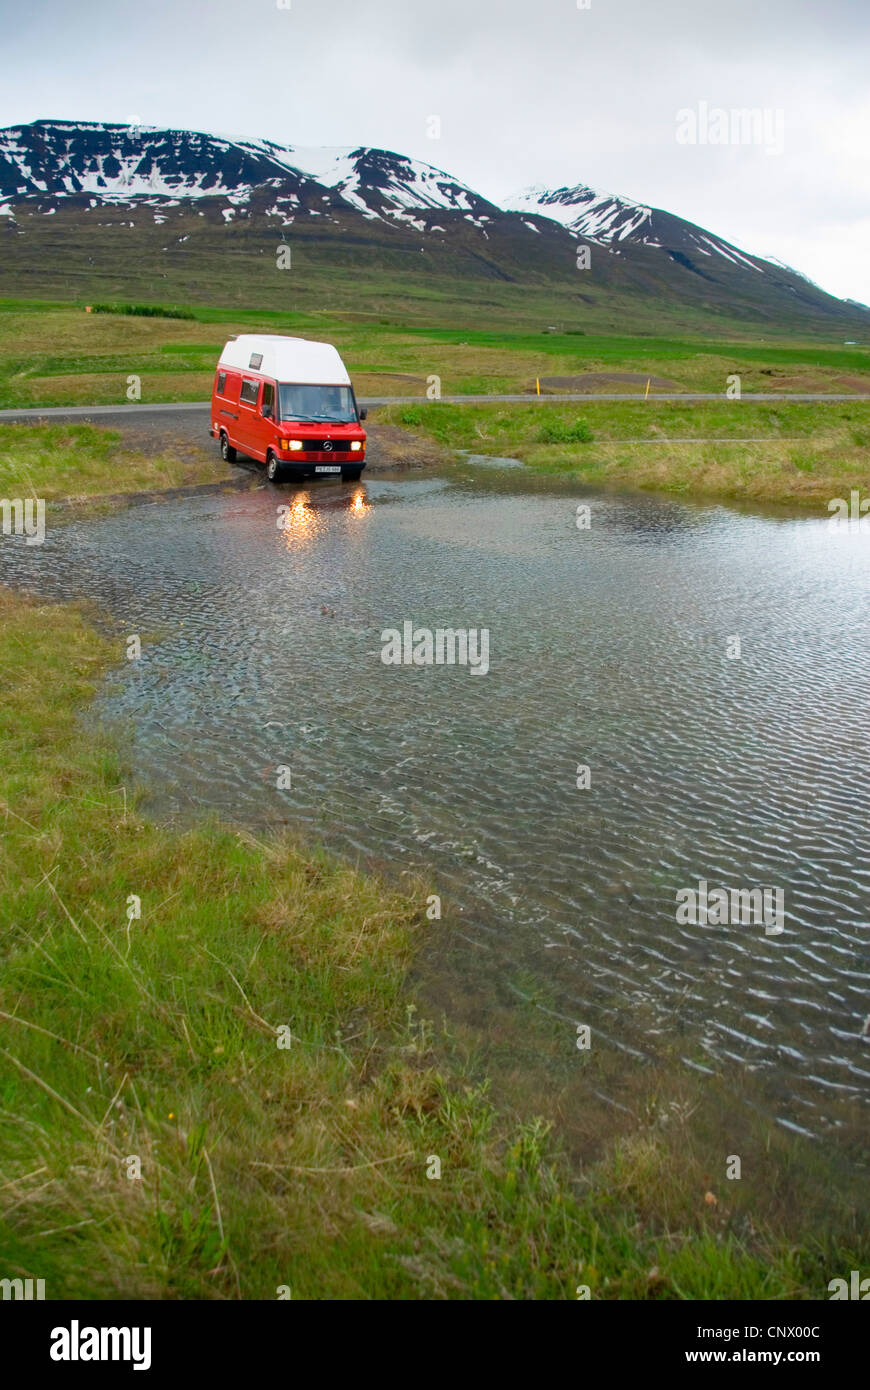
left=3, top=468, right=869, bottom=1137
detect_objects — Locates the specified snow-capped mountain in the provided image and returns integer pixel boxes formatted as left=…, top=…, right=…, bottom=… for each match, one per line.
left=508, top=183, right=653, bottom=242
left=0, top=121, right=499, bottom=231
left=245, top=142, right=502, bottom=229
left=507, top=183, right=766, bottom=273
left=0, top=121, right=313, bottom=203
left=0, top=119, right=865, bottom=331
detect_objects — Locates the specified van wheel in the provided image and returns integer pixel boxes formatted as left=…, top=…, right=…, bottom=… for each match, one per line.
left=342, top=467, right=363, bottom=481
left=266, top=451, right=284, bottom=482
left=220, top=433, right=237, bottom=463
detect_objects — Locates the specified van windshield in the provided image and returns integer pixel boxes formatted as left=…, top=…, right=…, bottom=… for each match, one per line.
left=278, top=384, right=357, bottom=423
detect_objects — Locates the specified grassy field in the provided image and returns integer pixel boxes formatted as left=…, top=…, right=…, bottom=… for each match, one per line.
left=1, top=298, right=870, bottom=410
left=0, top=587, right=866, bottom=1299
left=383, top=400, right=870, bottom=507
left=0, top=421, right=228, bottom=505
left=0, top=297, right=868, bottom=507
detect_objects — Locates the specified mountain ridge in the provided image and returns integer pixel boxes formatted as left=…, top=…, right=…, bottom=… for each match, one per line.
left=0, top=118, right=866, bottom=332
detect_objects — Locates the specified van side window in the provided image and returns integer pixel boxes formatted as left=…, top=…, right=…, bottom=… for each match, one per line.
left=262, top=382, right=275, bottom=416
left=216, top=371, right=227, bottom=394
left=239, top=377, right=260, bottom=406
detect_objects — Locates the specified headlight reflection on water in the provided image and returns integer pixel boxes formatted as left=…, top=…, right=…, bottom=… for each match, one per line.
left=278, top=488, right=371, bottom=550
left=279, top=493, right=317, bottom=546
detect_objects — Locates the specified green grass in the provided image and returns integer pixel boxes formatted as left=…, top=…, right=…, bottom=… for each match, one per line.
left=400, top=326, right=870, bottom=374
left=0, top=299, right=869, bottom=411
left=90, top=303, right=196, bottom=320
left=0, top=423, right=229, bottom=503
left=536, top=417, right=594, bottom=444
left=386, top=400, right=870, bottom=506
left=0, top=590, right=864, bottom=1298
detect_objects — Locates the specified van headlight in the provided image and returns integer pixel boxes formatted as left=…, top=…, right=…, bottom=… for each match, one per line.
left=286, top=440, right=304, bottom=451
left=350, top=441, right=363, bottom=451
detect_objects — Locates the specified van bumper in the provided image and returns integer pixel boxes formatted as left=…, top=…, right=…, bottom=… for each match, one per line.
left=279, top=458, right=367, bottom=479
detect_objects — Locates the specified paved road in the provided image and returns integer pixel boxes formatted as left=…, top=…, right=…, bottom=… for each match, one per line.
left=1, top=391, right=869, bottom=426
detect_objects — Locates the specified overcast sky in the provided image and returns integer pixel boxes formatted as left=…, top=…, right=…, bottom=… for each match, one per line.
left=2, top=0, right=869, bottom=304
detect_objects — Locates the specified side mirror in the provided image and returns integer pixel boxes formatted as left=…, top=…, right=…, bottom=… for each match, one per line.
left=359, top=408, right=367, bottom=421
left=262, top=405, right=272, bottom=419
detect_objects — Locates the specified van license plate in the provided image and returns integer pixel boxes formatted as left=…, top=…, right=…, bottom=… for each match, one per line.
left=315, top=465, right=341, bottom=473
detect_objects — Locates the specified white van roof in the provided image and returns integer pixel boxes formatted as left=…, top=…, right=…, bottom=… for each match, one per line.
left=218, top=334, right=351, bottom=386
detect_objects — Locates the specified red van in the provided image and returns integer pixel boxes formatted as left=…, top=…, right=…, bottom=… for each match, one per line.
left=210, top=334, right=367, bottom=482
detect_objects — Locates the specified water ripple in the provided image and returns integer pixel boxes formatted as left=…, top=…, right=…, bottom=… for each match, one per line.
left=2, top=476, right=868, bottom=1132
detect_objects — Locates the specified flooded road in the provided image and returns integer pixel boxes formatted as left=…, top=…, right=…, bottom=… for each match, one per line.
left=3, top=468, right=869, bottom=1136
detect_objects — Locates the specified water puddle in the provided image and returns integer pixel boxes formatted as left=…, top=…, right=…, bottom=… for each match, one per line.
left=3, top=471, right=869, bottom=1138
left=457, top=450, right=525, bottom=468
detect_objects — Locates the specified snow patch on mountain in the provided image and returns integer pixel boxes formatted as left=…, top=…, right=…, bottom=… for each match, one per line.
left=507, top=183, right=654, bottom=243
left=228, top=137, right=497, bottom=229
left=507, top=181, right=772, bottom=271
